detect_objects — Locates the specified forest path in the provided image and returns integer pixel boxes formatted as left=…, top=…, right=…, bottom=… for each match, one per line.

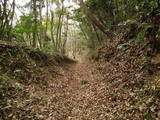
left=52, top=62, right=104, bottom=120
left=28, top=62, right=110, bottom=120
left=64, top=62, right=95, bottom=90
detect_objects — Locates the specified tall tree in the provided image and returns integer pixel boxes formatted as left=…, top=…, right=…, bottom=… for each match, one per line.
left=78, top=0, right=114, bottom=40
left=0, top=0, right=16, bottom=40
left=38, top=0, right=44, bottom=48
left=61, top=14, right=69, bottom=54
left=32, top=0, right=38, bottom=48
left=45, top=0, right=49, bottom=42
left=56, top=0, right=64, bottom=51
left=50, top=10, right=55, bottom=44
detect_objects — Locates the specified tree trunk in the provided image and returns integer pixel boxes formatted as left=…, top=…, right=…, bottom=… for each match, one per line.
left=38, top=0, right=44, bottom=48
left=58, top=12, right=64, bottom=52
left=56, top=0, right=64, bottom=51
left=78, top=0, right=114, bottom=40
left=92, top=24, right=101, bottom=43
left=79, top=24, right=88, bottom=41
left=1, top=0, right=8, bottom=40
left=50, top=10, right=55, bottom=44
left=32, top=0, right=37, bottom=48
left=56, top=13, right=62, bottom=50
left=8, top=0, right=16, bottom=40
left=45, top=0, right=49, bottom=41
left=62, top=14, right=69, bottom=54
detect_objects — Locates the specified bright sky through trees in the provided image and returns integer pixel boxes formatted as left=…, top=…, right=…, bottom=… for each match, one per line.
left=14, top=0, right=79, bottom=20
left=1, top=0, right=160, bottom=119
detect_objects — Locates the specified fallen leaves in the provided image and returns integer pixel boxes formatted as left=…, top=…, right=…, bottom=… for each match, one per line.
left=1, top=29, right=160, bottom=120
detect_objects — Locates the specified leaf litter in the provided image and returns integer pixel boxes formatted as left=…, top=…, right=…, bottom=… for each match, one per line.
left=1, top=27, right=160, bottom=120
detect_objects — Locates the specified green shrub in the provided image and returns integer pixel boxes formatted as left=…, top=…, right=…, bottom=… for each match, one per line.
left=37, top=42, right=57, bottom=53
left=0, top=73, right=10, bottom=91
left=80, top=80, right=89, bottom=85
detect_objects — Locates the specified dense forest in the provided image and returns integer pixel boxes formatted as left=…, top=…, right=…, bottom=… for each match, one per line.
left=0, top=0, right=160, bottom=119
left=0, top=0, right=160, bottom=56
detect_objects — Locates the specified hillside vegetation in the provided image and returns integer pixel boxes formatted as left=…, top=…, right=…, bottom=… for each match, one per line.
left=1, top=0, right=160, bottom=120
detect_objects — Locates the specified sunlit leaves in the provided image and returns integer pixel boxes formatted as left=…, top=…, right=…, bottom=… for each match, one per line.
left=149, top=1, right=158, bottom=8
left=125, top=19, right=137, bottom=25
left=13, top=14, right=35, bottom=35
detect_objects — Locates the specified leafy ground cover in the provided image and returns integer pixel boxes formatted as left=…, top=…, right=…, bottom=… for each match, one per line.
left=1, top=26, right=160, bottom=120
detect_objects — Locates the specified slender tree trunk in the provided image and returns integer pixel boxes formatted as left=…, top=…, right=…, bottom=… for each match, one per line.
left=79, top=24, right=88, bottom=41
left=50, top=10, right=55, bottom=44
left=1, top=0, right=8, bottom=40
left=92, top=24, right=101, bottom=43
left=56, top=13, right=62, bottom=50
left=45, top=0, right=49, bottom=41
left=56, top=0, right=64, bottom=51
left=78, top=0, right=114, bottom=40
left=38, top=0, right=44, bottom=48
left=58, top=13, right=64, bottom=52
left=8, top=0, right=15, bottom=40
left=32, top=0, right=37, bottom=48
left=62, top=14, right=69, bottom=54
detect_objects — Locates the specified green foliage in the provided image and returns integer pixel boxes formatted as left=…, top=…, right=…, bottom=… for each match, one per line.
left=143, top=111, right=155, bottom=120
left=149, top=1, right=158, bottom=8
left=80, top=80, right=89, bottom=85
left=37, top=42, right=57, bottom=53
left=12, top=38, right=28, bottom=47
left=13, top=14, right=35, bottom=35
left=136, top=23, right=153, bottom=43
left=72, top=0, right=160, bottom=53
left=0, top=73, right=10, bottom=91
left=156, top=32, right=160, bottom=41
left=125, top=19, right=137, bottom=25
left=12, top=13, right=43, bottom=46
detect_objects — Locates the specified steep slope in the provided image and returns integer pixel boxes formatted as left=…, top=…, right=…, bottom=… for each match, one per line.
left=1, top=26, right=160, bottom=120
left=0, top=41, right=76, bottom=120
left=93, top=26, right=160, bottom=119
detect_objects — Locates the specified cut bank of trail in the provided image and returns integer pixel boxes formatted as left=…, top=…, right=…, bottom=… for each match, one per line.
left=1, top=32, right=160, bottom=119
left=0, top=42, right=113, bottom=120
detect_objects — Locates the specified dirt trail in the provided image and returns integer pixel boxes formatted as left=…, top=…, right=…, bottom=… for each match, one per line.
left=64, top=63, right=95, bottom=89
left=27, top=62, right=107, bottom=120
